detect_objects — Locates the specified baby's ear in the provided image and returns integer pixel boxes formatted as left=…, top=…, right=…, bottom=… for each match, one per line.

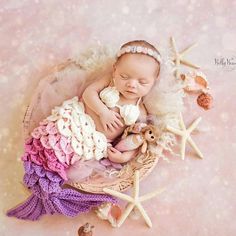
left=112, top=64, right=116, bottom=77
left=112, top=63, right=117, bottom=71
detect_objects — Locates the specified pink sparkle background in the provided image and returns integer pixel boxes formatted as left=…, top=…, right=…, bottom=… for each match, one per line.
left=0, top=0, right=236, bottom=235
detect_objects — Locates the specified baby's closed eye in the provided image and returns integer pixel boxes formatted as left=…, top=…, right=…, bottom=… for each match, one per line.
left=139, top=79, right=149, bottom=85
left=120, top=74, right=149, bottom=85
left=120, top=74, right=129, bottom=79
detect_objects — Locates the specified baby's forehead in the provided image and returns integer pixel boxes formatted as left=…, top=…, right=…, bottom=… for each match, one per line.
left=115, top=54, right=159, bottom=77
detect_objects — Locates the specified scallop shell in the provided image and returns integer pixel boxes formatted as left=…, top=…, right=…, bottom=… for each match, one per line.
left=181, top=71, right=209, bottom=93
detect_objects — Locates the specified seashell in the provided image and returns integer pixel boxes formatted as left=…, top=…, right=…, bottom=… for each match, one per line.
left=197, top=92, right=213, bottom=110
left=95, top=202, right=121, bottom=227
left=180, top=71, right=209, bottom=93
left=110, top=204, right=122, bottom=220
left=78, top=222, right=94, bottom=236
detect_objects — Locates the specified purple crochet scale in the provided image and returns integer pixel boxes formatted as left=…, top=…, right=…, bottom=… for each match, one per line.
left=7, top=161, right=116, bottom=221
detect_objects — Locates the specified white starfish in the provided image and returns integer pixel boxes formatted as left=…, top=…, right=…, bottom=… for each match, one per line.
left=166, top=113, right=203, bottom=160
left=103, top=171, right=165, bottom=228
left=170, top=36, right=200, bottom=79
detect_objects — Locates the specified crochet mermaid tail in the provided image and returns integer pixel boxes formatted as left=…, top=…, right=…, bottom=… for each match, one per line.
left=7, top=97, right=115, bottom=220
left=7, top=161, right=116, bottom=220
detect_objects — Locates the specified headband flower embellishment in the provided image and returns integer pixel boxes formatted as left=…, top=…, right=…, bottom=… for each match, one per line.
left=117, top=45, right=162, bottom=64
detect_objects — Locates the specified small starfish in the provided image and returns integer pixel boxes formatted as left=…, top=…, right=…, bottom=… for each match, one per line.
left=103, top=171, right=165, bottom=228
left=170, top=36, right=200, bottom=79
left=166, top=113, right=203, bottom=160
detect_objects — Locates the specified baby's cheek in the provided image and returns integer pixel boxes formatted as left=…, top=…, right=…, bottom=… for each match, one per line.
left=140, top=86, right=151, bottom=96
left=115, top=81, right=125, bottom=91
left=121, top=80, right=127, bottom=88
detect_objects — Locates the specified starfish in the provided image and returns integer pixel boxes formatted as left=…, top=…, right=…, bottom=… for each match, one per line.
left=166, top=113, right=203, bottom=160
left=103, top=171, right=165, bottom=228
left=170, top=36, right=200, bottom=79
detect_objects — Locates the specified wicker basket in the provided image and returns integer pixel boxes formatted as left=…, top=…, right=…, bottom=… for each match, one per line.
left=23, top=60, right=160, bottom=194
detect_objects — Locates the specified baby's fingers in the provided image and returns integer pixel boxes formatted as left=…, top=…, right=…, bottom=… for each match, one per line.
left=114, top=117, right=124, bottom=127
left=114, top=112, right=122, bottom=119
left=109, top=147, right=119, bottom=153
left=111, top=121, right=119, bottom=129
left=107, top=148, right=113, bottom=154
left=107, top=123, right=115, bottom=132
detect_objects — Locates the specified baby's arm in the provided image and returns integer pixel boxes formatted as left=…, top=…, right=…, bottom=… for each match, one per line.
left=82, top=75, right=110, bottom=116
left=82, top=76, right=123, bottom=131
left=107, top=147, right=138, bottom=164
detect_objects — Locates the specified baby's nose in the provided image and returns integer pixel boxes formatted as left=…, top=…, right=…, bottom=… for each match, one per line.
left=127, top=79, right=137, bottom=88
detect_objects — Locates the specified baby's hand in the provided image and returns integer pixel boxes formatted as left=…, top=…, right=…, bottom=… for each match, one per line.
left=122, top=122, right=147, bottom=138
left=132, top=122, right=147, bottom=133
left=107, top=147, right=123, bottom=163
left=100, top=109, right=123, bottom=132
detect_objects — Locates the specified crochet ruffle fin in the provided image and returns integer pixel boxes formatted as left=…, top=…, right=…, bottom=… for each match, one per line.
left=6, top=161, right=116, bottom=221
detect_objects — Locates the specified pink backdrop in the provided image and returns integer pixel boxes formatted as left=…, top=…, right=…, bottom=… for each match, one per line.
left=0, top=0, right=236, bottom=235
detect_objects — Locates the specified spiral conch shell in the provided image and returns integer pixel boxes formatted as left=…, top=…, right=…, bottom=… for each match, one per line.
left=180, top=71, right=209, bottom=93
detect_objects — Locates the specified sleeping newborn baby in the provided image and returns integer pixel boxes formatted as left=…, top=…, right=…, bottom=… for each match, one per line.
left=25, top=40, right=161, bottom=181
left=82, top=40, right=161, bottom=163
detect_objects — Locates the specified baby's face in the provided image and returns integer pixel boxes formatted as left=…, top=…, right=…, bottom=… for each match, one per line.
left=113, top=53, right=159, bottom=101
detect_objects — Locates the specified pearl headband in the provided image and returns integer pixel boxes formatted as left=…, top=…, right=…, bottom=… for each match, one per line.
left=117, top=45, right=162, bottom=64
